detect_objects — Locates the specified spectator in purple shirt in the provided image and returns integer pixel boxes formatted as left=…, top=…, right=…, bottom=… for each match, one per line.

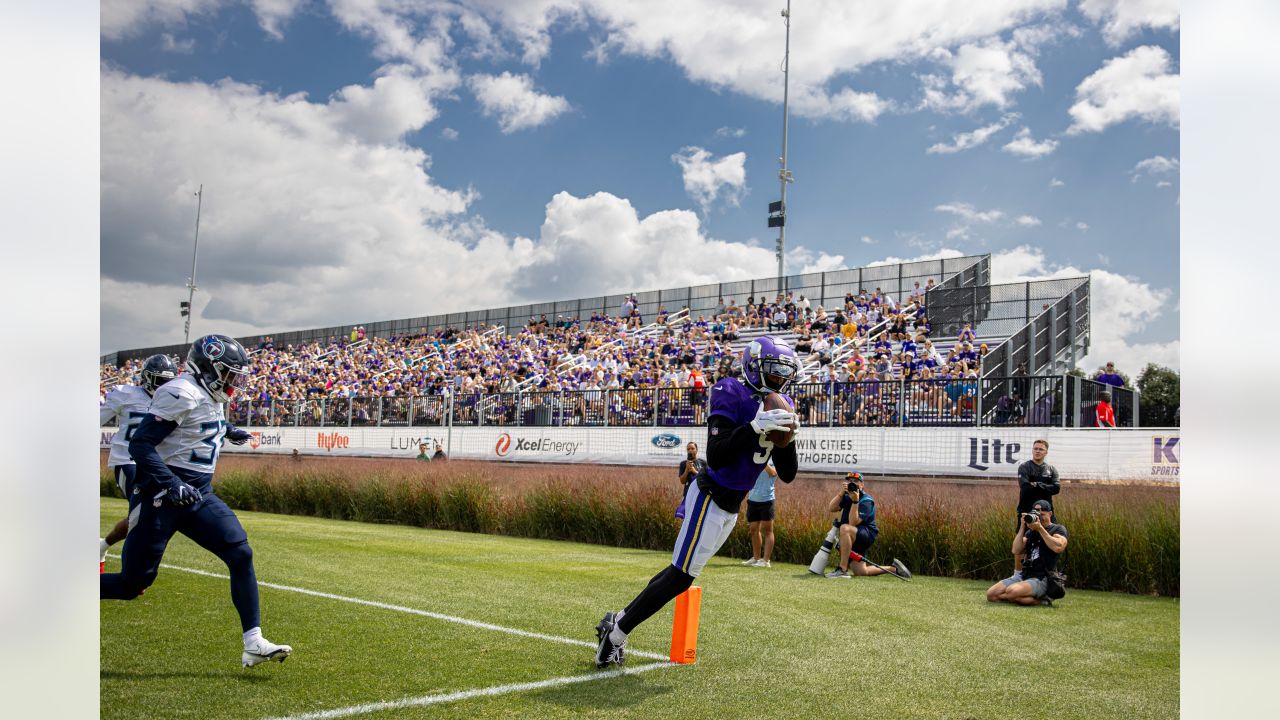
left=1095, top=362, right=1126, bottom=388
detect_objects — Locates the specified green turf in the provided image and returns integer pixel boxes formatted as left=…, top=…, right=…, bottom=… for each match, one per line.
left=100, top=498, right=1178, bottom=719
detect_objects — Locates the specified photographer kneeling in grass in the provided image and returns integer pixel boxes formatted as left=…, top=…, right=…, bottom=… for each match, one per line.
left=987, top=499, right=1069, bottom=606
left=825, top=473, right=910, bottom=580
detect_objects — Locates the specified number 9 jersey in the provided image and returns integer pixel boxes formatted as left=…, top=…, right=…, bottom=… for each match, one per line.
left=705, top=377, right=793, bottom=492
left=146, top=373, right=228, bottom=474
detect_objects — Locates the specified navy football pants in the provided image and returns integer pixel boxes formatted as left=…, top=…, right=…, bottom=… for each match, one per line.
left=101, top=490, right=260, bottom=632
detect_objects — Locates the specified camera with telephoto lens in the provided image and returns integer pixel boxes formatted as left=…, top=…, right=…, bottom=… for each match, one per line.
left=845, top=473, right=862, bottom=494
left=1023, top=509, right=1040, bottom=525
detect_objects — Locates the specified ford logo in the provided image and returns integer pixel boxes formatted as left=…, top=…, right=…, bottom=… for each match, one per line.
left=651, top=433, right=681, bottom=449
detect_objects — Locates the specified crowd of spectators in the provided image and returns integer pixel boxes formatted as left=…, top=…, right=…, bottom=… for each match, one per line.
left=101, top=279, right=1046, bottom=427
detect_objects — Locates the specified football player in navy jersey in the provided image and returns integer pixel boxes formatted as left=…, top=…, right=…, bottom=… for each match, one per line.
left=99, top=354, right=178, bottom=570
left=101, top=334, right=292, bottom=668
left=595, top=336, right=800, bottom=668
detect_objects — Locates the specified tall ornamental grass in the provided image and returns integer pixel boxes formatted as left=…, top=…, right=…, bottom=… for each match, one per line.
left=101, top=454, right=1178, bottom=596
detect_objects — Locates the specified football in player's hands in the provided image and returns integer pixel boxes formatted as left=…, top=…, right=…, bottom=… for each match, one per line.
left=763, top=392, right=797, bottom=448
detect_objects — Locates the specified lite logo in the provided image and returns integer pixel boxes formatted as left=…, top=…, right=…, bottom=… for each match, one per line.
left=1152, top=436, right=1179, bottom=476
left=967, top=437, right=1021, bottom=471
left=317, top=432, right=350, bottom=451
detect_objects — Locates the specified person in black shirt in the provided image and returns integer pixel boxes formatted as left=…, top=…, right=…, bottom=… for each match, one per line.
left=986, top=499, right=1069, bottom=605
left=1013, top=439, right=1060, bottom=578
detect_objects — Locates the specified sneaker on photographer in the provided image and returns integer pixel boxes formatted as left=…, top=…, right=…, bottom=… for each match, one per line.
left=825, top=568, right=850, bottom=579
left=756, top=560, right=771, bottom=568
left=741, top=558, right=760, bottom=566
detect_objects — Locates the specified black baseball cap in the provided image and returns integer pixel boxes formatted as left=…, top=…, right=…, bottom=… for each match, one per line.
left=1031, top=499, right=1053, bottom=511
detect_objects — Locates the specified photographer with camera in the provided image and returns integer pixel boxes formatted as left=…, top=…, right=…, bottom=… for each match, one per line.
left=823, top=473, right=909, bottom=580
left=1013, top=439, right=1060, bottom=579
left=674, top=442, right=708, bottom=521
left=987, top=499, right=1069, bottom=605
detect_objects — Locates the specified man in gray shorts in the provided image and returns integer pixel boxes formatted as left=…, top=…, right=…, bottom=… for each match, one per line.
left=986, top=499, right=1069, bottom=605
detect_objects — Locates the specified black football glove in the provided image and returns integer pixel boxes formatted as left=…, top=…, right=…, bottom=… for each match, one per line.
left=226, top=428, right=252, bottom=445
left=164, top=481, right=202, bottom=507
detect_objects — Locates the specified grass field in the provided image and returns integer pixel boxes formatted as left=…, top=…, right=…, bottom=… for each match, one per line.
left=100, top=497, right=1178, bottom=719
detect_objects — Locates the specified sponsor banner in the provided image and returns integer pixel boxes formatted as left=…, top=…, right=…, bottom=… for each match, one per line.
left=99, top=425, right=1178, bottom=481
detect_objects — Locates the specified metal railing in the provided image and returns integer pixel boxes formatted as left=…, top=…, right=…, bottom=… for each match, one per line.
left=214, top=374, right=1133, bottom=430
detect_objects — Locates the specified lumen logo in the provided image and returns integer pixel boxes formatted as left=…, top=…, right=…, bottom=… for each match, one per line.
left=495, top=433, right=513, bottom=457
left=967, top=437, right=1021, bottom=471
left=317, top=432, right=350, bottom=451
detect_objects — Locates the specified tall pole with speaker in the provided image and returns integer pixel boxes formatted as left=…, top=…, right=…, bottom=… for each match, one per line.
left=182, top=184, right=203, bottom=345
left=770, top=0, right=795, bottom=296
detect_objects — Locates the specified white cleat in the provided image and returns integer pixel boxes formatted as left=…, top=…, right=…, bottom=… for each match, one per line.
left=99, top=538, right=109, bottom=565
left=242, top=638, right=293, bottom=668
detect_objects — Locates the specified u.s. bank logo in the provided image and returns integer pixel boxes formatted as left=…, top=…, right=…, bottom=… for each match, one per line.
left=1151, top=436, right=1179, bottom=477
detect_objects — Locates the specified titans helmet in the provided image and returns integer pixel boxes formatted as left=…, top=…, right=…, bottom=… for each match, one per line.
left=186, top=334, right=251, bottom=403
left=139, top=354, right=179, bottom=396
left=740, top=336, right=800, bottom=394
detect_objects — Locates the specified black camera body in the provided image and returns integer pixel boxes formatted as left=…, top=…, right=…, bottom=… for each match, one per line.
left=1023, top=509, right=1041, bottom=525
left=845, top=480, right=862, bottom=494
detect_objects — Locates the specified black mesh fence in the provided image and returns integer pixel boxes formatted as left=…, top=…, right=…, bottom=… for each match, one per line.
left=212, top=372, right=1138, bottom=430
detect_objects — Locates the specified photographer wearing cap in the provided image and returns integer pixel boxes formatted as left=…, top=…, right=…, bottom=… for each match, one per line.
left=823, top=474, right=908, bottom=579
left=987, top=499, right=1069, bottom=606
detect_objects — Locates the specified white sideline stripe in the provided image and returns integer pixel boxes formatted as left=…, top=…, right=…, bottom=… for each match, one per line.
left=263, top=661, right=676, bottom=720
left=107, top=555, right=668, bottom=661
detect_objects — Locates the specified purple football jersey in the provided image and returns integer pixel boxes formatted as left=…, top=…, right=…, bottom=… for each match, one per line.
left=705, top=377, right=792, bottom=491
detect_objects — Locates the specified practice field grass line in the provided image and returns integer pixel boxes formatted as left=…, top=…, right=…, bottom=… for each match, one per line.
left=261, top=662, right=676, bottom=720
left=107, top=554, right=669, bottom=662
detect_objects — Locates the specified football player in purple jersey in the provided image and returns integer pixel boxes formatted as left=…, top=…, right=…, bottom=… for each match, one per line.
left=594, top=336, right=800, bottom=668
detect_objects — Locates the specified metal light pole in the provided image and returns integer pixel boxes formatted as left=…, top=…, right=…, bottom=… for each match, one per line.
left=183, top=184, right=203, bottom=345
left=775, top=1, right=795, bottom=294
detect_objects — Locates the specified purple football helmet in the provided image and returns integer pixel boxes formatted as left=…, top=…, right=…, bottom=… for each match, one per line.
left=740, top=336, right=800, bottom=394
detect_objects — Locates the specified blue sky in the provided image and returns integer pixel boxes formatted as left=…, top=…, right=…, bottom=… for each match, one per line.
left=99, top=0, right=1180, bottom=372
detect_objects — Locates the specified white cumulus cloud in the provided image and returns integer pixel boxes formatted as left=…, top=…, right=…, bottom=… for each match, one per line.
left=1079, top=0, right=1180, bottom=45
left=1067, top=45, right=1179, bottom=134
left=99, top=68, right=842, bottom=353
left=671, top=146, right=747, bottom=216
left=991, top=245, right=1179, bottom=371
left=927, top=113, right=1018, bottom=154
left=1002, top=127, right=1058, bottom=158
left=935, top=202, right=1005, bottom=224
left=468, top=71, right=571, bottom=133
left=1016, top=215, right=1042, bottom=226
left=1131, top=155, right=1179, bottom=182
